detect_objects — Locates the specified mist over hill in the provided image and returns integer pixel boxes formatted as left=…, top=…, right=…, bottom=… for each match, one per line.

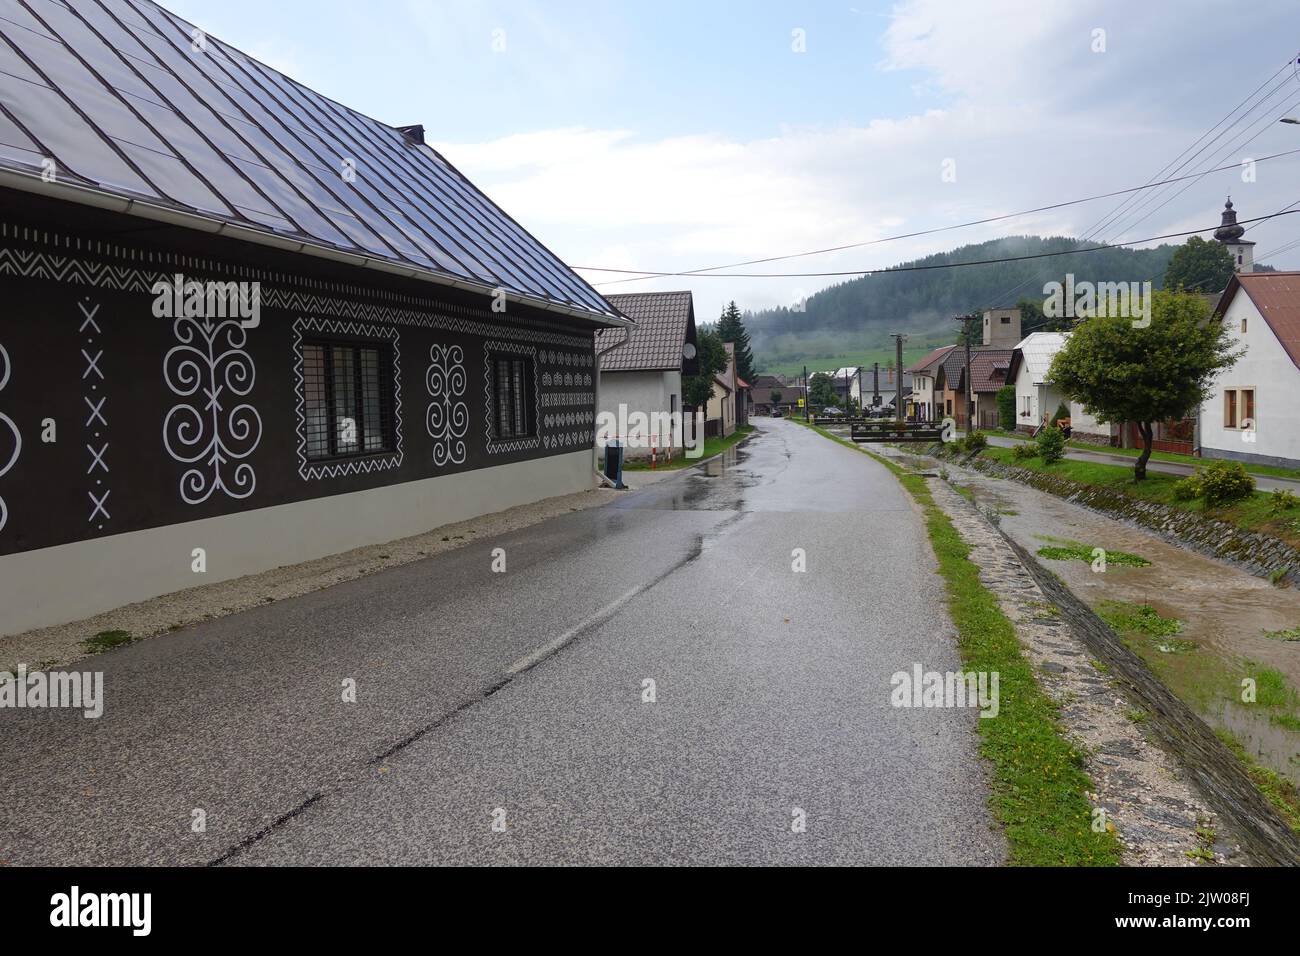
left=745, top=235, right=1182, bottom=368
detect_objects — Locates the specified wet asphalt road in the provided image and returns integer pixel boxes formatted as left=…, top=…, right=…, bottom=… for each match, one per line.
left=0, top=418, right=1002, bottom=866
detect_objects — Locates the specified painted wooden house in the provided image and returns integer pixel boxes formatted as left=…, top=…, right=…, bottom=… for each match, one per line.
left=0, top=0, right=629, bottom=635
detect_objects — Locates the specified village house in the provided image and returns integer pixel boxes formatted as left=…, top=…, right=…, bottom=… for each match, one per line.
left=751, top=377, right=803, bottom=416
left=1007, top=332, right=1119, bottom=444
left=594, top=291, right=698, bottom=459
left=0, top=0, right=631, bottom=635
left=934, top=349, right=969, bottom=426
left=1199, top=271, right=1300, bottom=469
left=968, top=350, right=1015, bottom=430
left=706, top=342, right=739, bottom=437
left=907, top=345, right=958, bottom=422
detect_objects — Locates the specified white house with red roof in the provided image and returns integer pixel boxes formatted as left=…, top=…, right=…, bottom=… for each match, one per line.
left=1200, top=272, right=1300, bottom=469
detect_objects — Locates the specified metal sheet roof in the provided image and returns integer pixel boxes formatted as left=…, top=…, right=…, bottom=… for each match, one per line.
left=596, top=291, right=695, bottom=371
left=1012, top=332, right=1068, bottom=385
left=0, top=0, right=621, bottom=322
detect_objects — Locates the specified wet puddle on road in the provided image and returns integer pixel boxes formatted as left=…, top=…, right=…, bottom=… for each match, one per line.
left=896, top=449, right=1300, bottom=787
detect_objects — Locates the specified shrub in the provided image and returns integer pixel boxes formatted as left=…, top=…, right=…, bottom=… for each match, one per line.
left=1036, top=425, right=1066, bottom=464
left=1171, top=476, right=1202, bottom=501
left=1011, top=442, right=1037, bottom=462
left=1270, top=488, right=1300, bottom=512
left=1197, top=459, right=1255, bottom=507
left=996, top=385, right=1017, bottom=432
left=961, top=430, right=988, bottom=453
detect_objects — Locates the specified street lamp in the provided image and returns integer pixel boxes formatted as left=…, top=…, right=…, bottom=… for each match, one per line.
left=1281, top=117, right=1300, bottom=125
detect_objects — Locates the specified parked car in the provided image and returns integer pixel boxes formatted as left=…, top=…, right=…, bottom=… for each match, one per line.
left=771, top=409, right=784, bottom=418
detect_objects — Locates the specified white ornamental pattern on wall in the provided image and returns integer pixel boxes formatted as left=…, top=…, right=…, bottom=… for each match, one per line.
left=79, top=298, right=110, bottom=531
left=539, top=348, right=595, bottom=449
left=426, top=343, right=468, bottom=466
left=0, top=342, right=19, bottom=533
left=163, top=316, right=262, bottom=504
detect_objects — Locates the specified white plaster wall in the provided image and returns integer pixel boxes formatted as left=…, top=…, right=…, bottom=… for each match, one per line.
left=1013, top=362, right=1066, bottom=431
left=1200, top=293, right=1299, bottom=465
left=0, top=449, right=594, bottom=637
left=597, top=369, right=681, bottom=452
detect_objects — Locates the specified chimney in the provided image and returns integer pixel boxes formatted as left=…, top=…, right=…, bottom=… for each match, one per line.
left=396, top=124, right=426, bottom=144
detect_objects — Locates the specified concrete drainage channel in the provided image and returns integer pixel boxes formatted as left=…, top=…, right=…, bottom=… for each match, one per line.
left=925, top=464, right=1300, bottom=865
left=998, top=523, right=1300, bottom=865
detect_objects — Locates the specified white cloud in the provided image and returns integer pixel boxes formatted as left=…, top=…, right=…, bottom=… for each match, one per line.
left=435, top=0, right=1300, bottom=314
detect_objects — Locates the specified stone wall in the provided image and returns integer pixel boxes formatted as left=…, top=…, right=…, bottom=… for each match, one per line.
left=963, top=455, right=1299, bottom=583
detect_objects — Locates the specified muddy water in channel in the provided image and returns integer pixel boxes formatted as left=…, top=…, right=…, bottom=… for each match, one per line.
left=901, top=449, right=1300, bottom=786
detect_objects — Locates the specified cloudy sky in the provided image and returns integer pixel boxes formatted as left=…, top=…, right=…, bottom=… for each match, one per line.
left=165, top=0, right=1300, bottom=319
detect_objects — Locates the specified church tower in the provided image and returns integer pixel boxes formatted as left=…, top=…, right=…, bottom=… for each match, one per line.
left=1213, top=197, right=1255, bottom=272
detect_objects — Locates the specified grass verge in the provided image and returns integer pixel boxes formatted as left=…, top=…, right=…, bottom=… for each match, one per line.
left=981, top=446, right=1300, bottom=547
left=791, top=417, right=1122, bottom=865
left=622, top=425, right=755, bottom=471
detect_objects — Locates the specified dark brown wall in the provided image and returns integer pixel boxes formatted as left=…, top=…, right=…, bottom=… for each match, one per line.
left=0, top=210, right=598, bottom=559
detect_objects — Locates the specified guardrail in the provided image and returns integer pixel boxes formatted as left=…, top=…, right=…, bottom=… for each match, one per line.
left=850, top=421, right=944, bottom=443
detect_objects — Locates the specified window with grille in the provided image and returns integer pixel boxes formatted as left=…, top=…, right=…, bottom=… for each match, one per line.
left=302, top=339, right=396, bottom=459
left=491, top=353, right=533, bottom=440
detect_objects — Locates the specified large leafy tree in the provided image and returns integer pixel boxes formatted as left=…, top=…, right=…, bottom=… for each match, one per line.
left=809, top=372, right=838, bottom=407
left=682, top=325, right=729, bottom=410
left=717, top=300, right=756, bottom=382
left=1163, top=236, right=1235, bottom=294
left=1048, top=291, right=1240, bottom=480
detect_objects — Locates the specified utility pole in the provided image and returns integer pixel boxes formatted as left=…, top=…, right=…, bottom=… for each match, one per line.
left=855, top=366, right=862, bottom=415
left=954, top=314, right=977, bottom=433
left=802, top=364, right=809, bottom=420
left=891, top=333, right=907, bottom=425
left=873, top=362, right=880, bottom=411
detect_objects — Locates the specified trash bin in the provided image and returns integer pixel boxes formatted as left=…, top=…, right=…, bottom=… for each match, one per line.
left=604, top=439, right=627, bottom=489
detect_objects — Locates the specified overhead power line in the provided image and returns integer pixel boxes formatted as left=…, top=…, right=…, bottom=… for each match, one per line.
left=575, top=147, right=1300, bottom=285
left=577, top=211, right=1300, bottom=281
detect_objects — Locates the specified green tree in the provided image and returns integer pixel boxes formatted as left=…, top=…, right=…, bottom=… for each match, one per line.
left=1163, top=236, right=1235, bottom=293
left=1016, top=293, right=1071, bottom=333
left=716, top=301, right=756, bottom=383
left=1048, top=291, right=1240, bottom=480
left=809, top=372, right=838, bottom=407
left=682, top=326, right=728, bottom=411
left=996, top=384, right=1017, bottom=431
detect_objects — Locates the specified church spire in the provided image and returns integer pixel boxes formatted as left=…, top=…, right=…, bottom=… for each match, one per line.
left=1214, top=196, right=1245, bottom=243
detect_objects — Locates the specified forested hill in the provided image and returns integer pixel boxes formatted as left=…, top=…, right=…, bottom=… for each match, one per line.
left=744, top=235, right=1181, bottom=341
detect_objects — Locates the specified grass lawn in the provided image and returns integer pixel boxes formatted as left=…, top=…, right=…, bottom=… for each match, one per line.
left=978, top=430, right=1300, bottom=482
left=622, top=425, right=755, bottom=471
left=981, top=446, right=1300, bottom=547
left=1063, top=439, right=1300, bottom=481
left=791, top=416, right=1122, bottom=864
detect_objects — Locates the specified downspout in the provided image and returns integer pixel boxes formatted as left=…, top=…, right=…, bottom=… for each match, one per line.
left=593, top=327, right=631, bottom=487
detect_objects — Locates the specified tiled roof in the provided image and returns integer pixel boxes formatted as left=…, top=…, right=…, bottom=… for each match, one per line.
left=596, top=291, right=695, bottom=371
left=1215, top=271, right=1300, bottom=370
left=936, top=349, right=967, bottom=391
left=907, top=344, right=958, bottom=374
left=754, top=386, right=803, bottom=405
left=969, top=349, right=1015, bottom=393
left=0, top=0, right=619, bottom=321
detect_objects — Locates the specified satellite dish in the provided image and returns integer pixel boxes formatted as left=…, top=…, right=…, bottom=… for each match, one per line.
left=682, top=342, right=697, bottom=359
